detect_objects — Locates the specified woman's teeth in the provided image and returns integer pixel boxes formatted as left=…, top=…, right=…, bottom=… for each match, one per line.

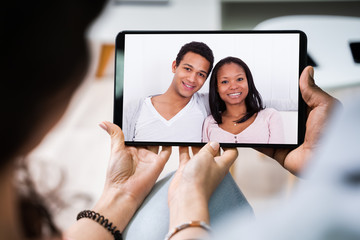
left=228, top=92, right=242, bottom=96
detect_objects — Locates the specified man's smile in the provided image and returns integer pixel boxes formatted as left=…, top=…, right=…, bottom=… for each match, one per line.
left=182, top=81, right=195, bottom=90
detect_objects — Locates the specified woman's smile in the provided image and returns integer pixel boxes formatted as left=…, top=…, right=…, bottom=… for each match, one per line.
left=228, top=92, right=243, bottom=98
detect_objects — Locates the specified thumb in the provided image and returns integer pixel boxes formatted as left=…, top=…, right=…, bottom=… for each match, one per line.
left=197, top=141, right=220, bottom=158
left=300, top=66, right=332, bottom=109
left=99, top=121, right=125, bottom=152
left=299, top=65, right=314, bottom=85
left=216, top=148, right=238, bottom=171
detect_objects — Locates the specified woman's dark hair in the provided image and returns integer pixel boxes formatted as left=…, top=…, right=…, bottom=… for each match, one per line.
left=175, top=41, right=214, bottom=77
left=2, top=0, right=105, bottom=239
left=209, top=56, right=264, bottom=124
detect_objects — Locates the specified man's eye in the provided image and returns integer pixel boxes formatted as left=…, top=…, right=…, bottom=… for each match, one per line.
left=199, top=73, right=205, bottom=78
left=184, top=67, right=191, bottom=71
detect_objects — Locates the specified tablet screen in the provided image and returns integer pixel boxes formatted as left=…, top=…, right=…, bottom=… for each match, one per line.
left=114, top=30, right=307, bottom=148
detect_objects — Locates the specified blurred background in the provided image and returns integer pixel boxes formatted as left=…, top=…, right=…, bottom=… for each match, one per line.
left=27, top=0, right=360, bottom=230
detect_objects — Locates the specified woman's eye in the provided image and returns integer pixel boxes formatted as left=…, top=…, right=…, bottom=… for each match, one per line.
left=237, top=78, right=243, bottom=81
left=221, top=80, right=228, bottom=84
left=198, top=73, right=205, bottom=78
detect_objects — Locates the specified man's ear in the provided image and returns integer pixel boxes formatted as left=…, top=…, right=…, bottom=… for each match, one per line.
left=172, top=60, right=177, bottom=73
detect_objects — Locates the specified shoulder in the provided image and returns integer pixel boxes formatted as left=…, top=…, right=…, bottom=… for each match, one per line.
left=258, top=108, right=282, bottom=123
left=205, top=114, right=215, bottom=122
left=259, top=108, right=279, bottom=116
left=203, top=114, right=219, bottom=135
left=135, top=98, right=146, bottom=109
left=204, top=114, right=218, bottom=126
left=125, top=97, right=148, bottom=116
left=193, top=92, right=210, bottom=115
left=194, top=92, right=207, bottom=98
left=193, top=92, right=208, bottom=103
left=129, top=96, right=148, bottom=105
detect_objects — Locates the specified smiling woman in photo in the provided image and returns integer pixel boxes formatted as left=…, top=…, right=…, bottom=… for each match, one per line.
left=203, top=56, right=284, bottom=144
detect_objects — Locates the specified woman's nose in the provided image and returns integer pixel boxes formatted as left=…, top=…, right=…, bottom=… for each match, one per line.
left=229, top=81, right=239, bottom=89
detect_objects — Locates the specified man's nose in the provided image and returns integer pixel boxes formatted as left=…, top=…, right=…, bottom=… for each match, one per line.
left=187, top=72, right=197, bottom=82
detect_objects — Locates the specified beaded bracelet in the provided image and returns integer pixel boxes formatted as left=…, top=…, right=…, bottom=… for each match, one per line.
left=77, top=210, right=123, bottom=240
left=164, top=220, right=211, bottom=240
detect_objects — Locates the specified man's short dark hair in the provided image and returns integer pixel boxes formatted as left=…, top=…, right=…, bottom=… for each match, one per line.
left=175, top=41, right=214, bottom=77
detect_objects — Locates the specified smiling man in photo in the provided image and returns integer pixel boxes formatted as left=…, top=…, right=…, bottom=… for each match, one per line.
left=124, top=41, right=214, bottom=142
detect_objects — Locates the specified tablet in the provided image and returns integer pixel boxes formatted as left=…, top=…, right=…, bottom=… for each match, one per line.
left=114, top=30, right=307, bottom=148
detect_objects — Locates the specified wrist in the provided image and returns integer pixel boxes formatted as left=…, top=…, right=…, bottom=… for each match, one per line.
left=169, top=188, right=210, bottom=229
left=165, top=221, right=211, bottom=240
left=93, top=188, right=138, bottom=232
left=65, top=188, right=137, bottom=240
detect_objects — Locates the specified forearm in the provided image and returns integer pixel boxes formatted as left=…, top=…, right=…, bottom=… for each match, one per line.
left=167, top=142, right=236, bottom=240
left=65, top=189, right=138, bottom=240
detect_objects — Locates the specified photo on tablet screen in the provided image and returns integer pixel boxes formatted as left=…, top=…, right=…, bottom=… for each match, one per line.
left=114, top=31, right=307, bottom=148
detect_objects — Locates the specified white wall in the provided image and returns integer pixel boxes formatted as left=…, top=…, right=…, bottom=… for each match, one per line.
left=87, top=0, right=221, bottom=42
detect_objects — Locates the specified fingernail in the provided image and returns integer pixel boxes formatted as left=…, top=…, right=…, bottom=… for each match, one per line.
left=309, top=66, right=314, bottom=78
left=99, top=122, right=108, bottom=131
left=209, top=142, right=220, bottom=151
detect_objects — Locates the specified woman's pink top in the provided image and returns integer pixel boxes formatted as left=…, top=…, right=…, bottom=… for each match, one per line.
left=202, top=108, right=284, bottom=144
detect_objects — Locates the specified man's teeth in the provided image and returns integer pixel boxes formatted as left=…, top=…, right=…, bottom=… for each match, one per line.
left=185, top=83, right=194, bottom=88
left=228, top=92, right=242, bottom=96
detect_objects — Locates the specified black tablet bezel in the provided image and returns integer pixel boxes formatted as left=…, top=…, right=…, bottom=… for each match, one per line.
left=114, top=30, right=307, bottom=148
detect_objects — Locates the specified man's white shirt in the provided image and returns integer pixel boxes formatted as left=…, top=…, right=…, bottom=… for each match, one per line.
left=134, top=96, right=205, bottom=142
